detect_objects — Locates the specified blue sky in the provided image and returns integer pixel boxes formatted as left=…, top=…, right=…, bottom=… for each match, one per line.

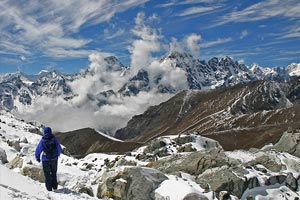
left=0, top=0, right=300, bottom=75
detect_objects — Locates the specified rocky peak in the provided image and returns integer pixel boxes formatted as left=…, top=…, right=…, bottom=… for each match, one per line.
left=119, top=69, right=150, bottom=96
left=104, top=56, right=125, bottom=71
left=163, top=51, right=194, bottom=61
left=208, top=57, right=219, bottom=69
left=287, top=63, right=300, bottom=76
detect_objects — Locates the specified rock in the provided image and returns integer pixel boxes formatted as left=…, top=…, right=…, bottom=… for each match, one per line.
left=274, top=130, right=300, bottom=157
left=97, top=166, right=168, bottom=200
left=19, top=136, right=28, bottom=143
left=20, top=145, right=30, bottom=155
left=245, top=153, right=285, bottom=172
left=113, top=157, right=137, bottom=168
left=245, top=176, right=260, bottom=189
left=196, top=166, right=247, bottom=198
left=0, top=147, right=8, bottom=164
left=12, top=140, right=21, bottom=152
left=153, top=148, right=238, bottom=176
left=286, top=172, right=298, bottom=191
left=183, top=193, right=209, bottom=200
left=178, top=144, right=197, bottom=152
left=7, top=155, right=23, bottom=169
left=174, top=135, right=194, bottom=145
left=219, top=191, right=231, bottom=200
left=75, top=185, right=94, bottom=197
left=21, top=167, right=45, bottom=183
left=265, top=175, right=286, bottom=186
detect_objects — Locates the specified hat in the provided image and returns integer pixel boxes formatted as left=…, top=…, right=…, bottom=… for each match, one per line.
left=43, top=127, right=52, bottom=135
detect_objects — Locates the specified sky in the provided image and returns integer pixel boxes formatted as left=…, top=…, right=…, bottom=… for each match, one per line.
left=0, top=0, right=300, bottom=75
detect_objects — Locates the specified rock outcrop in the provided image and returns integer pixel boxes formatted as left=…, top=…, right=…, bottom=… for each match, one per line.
left=97, top=167, right=168, bottom=200
left=274, top=129, right=300, bottom=157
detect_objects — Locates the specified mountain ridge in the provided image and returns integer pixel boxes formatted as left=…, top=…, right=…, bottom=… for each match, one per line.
left=0, top=51, right=299, bottom=134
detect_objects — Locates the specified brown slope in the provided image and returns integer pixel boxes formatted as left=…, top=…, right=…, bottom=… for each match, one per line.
left=55, top=128, right=142, bottom=158
left=115, top=80, right=300, bottom=150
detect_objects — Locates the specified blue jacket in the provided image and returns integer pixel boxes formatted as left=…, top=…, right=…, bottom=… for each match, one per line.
left=35, top=127, right=62, bottom=162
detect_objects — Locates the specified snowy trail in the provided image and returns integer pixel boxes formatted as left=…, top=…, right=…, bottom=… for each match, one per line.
left=0, top=164, right=98, bottom=200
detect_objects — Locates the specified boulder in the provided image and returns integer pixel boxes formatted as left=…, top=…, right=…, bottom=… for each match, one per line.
left=19, top=136, right=28, bottom=143
left=152, top=148, right=238, bottom=176
left=21, top=166, right=45, bottom=183
left=183, top=193, right=209, bottom=200
left=12, top=140, right=21, bottom=152
left=7, top=155, right=23, bottom=169
left=286, top=173, right=298, bottom=191
left=97, top=166, right=168, bottom=200
left=274, top=130, right=300, bottom=157
left=113, top=157, right=137, bottom=168
left=0, top=147, right=8, bottom=164
left=245, top=153, right=285, bottom=172
left=265, top=175, right=286, bottom=186
left=196, top=166, right=248, bottom=198
left=74, top=184, right=94, bottom=197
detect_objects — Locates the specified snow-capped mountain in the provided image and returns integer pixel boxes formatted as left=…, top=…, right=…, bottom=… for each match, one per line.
left=0, top=70, right=74, bottom=111
left=0, top=52, right=299, bottom=134
left=0, top=52, right=297, bottom=112
left=287, top=63, right=300, bottom=76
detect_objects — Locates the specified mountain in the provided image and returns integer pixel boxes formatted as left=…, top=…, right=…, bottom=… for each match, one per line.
left=0, top=52, right=299, bottom=135
left=0, top=70, right=74, bottom=111
left=115, top=78, right=300, bottom=150
left=287, top=63, right=300, bottom=76
left=0, top=52, right=297, bottom=112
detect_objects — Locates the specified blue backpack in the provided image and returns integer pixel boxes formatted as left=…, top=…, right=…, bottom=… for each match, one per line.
left=43, top=137, right=58, bottom=159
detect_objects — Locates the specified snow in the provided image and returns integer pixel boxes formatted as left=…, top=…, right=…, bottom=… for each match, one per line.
left=1, top=111, right=300, bottom=199
left=95, top=130, right=123, bottom=142
left=0, top=164, right=99, bottom=200
left=154, top=174, right=215, bottom=200
left=225, top=150, right=257, bottom=163
left=242, top=184, right=299, bottom=200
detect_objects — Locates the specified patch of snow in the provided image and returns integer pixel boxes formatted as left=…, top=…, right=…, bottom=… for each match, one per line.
left=225, top=150, right=257, bottom=163
left=95, top=130, right=123, bottom=142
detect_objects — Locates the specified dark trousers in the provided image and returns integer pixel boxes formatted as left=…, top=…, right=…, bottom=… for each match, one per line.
left=42, top=160, right=58, bottom=191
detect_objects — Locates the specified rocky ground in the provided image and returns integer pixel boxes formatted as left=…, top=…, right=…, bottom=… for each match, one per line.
left=1, top=111, right=300, bottom=199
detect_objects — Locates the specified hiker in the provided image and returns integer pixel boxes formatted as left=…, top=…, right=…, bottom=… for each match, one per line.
left=35, top=127, right=62, bottom=191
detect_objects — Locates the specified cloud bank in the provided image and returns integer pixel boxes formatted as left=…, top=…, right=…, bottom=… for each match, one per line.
left=16, top=13, right=189, bottom=134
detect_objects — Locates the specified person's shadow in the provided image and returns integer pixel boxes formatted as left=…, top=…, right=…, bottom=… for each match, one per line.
left=53, top=188, right=76, bottom=195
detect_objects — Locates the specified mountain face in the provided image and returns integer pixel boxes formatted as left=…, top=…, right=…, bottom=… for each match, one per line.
left=0, top=52, right=299, bottom=133
left=115, top=79, right=300, bottom=150
left=0, top=71, right=74, bottom=111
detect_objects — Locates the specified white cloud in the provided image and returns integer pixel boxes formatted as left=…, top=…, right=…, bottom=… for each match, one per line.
left=45, top=48, right=101, bottom=59
left=201, top=37, right=232, bottom=48
left=221, top=0, right=300, bottom=24
left=158, top=0, right=219, bottom=7
left=240, top=30, right=249, bottom=39
left=103, top=28, right=125, bottom=40
left=168, top=34, right=202, bottom=57
left=20, top=56, right=26, bottom=61
left=0, top=0, right=149, bottom=59
left=185, top=34, right=201, bottom=57
left=129, top=12, right=162, bottom=75
left=177, top=6, right=218, bottom=16
left=279, top=26, right=300, bottom=39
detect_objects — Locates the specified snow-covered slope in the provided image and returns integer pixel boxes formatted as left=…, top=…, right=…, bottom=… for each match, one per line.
left=287, top=63, right=300, bottom=76
left=1, top=111, right=300, bottom=199
left=0, top=164, right=98, bottom=200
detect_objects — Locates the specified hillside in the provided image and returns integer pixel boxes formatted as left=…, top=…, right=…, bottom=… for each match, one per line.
left=55, top=128, right=142, bottom=158
left=115, top=79, right=300, bottom=150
